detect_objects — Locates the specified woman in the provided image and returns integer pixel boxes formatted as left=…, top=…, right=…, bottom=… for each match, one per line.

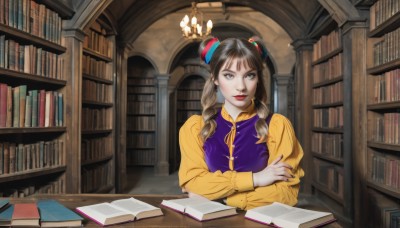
left=178, top=37, right=304, bottom=210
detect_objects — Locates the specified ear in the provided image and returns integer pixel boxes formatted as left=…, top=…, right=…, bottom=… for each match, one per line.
left=212, top=75, right=219, bottom=86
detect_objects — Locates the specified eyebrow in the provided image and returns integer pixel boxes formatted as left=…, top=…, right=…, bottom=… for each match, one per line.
left=220, top=69, right=257, bottom=74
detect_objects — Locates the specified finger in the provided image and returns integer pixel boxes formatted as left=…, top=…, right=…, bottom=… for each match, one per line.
left=270, top=154, right=283, bottom=165
left=274, top=162, right=293, bottom=169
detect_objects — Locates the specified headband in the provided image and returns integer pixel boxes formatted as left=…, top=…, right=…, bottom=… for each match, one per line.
left=249, top=38, right=268, bottom=60
left=201, top=38, right=220, bottom=64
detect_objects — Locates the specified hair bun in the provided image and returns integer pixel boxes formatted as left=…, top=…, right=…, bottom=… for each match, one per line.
left=248, top=37, right=268, bottom=60
left=200, top=37, right=220, bottom=64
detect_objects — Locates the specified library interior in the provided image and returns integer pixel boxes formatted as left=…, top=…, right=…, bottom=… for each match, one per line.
left=0, top=0, right=399, bottom=227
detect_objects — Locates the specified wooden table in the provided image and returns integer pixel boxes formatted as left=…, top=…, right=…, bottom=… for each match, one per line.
left=8, top=194, right=340, bottom=227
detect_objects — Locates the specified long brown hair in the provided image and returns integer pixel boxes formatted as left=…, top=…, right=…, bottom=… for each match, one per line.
left=199, top=37, right=270, bottom=143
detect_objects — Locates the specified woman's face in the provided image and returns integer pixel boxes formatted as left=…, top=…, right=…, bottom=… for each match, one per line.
left=214, top=57, right=258, bottom=114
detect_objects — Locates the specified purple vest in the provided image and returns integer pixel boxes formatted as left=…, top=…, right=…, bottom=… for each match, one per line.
left=203, top=111, right=273, bottom=173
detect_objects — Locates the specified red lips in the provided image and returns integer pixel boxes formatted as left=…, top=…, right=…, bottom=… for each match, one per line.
left=234, top=95, right=247, bottom=101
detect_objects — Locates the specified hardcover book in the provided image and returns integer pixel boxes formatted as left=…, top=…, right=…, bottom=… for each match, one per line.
left=11, top=203, right=40, bottom=227
left=76, top=197, right=163, bottom=226
left=0, top=204, right=13, bottom=227
left=161, top=197, right=237, bottom=221
left=37, top=199, right=83, bottom=227
left=244, top=202, right=336, bottom=228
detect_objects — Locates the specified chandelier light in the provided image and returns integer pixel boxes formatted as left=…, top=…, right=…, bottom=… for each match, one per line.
left=180, top=2, right=213, bottom=40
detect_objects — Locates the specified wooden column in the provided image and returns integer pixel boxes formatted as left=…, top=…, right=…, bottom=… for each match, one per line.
left=273, top=74, right=292, bottom=117
left=155, top=74, right=170, bottom=176
left=341, top=17, right=368, bottom=228
left=115, top=44, right=129, bottom=192
left=63, top=29, right=85, bottom=193
left=292, top=39, right=314, bottom=194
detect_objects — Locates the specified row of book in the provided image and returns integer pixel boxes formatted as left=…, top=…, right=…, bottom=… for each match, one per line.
left=83, top=20, right=113, bottom=58
left=371, top=112, right=400, bottom=144
left=81, top=107, right=112, bottom=131
left=177, top=110, right=201, bottom=123
left=81, top=162, right=112, bottom=193
left=0, top=84, right=63, bottom=128
left=127, top=86, right=156, bottom=94
left=126, top=116, right=156, bottom=131
left=371, top=68, right=400, bottom=103
left=127, top=133, right=155, bottom=148
left=370, top=0, right=400, bottom=30
left=368, top=189, right=400, bottom=228
left=311, top=132, right=343, bottom=159
left=373, top=27, right=400, bottom=66
left=177, top=90, right=202, bottom=100
left=369, top=150, right=400, bottom=191
left=81, top=137, right=113, bottom=163
left=127, top=77, right=155, bottom=86
left=313, top=106, right=344, bottom=129
left=127, top=94, right=155, bottom=102
left=177, top=100, right=202, bottom=110
left=0, top=196, right=335, bottom=227
left=313, top=158, right=344, bottom=199
left=312, top=53, right=343, bottom=84
left=312, top=81, right=343, bottom=105
left=126, top=148, right=155, bottom=165
left=0, top=139, right=64, bottom=175
left=312, top=29, right=341, bottom=62
left=0, top=0, right=62, bottom=44
left=82, top=54, right=112, bottom=80
left=0, top=176, right=65, bottom=197
left=127, top=101, right=155, bottom=114
left=82, top=79, right=112, bottom=103
left=0, top=36, right=64, bottom=79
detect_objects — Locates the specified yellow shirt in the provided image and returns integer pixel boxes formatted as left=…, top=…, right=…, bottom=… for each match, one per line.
left=178, top=104, right=305, bottom=210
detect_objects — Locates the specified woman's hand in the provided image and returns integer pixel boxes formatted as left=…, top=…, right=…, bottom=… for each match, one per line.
left=252, top=155, right=293, bottom=187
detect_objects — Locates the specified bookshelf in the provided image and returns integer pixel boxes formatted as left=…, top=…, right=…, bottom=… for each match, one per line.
left=126, top=57, right=156, bottom=166
left=310, top=26, right=354, bottom=225
left=175, top=75, right=205, bottom=167
left=0, top=0, right=70, bottom=197
left=365, top=0, right=400, bottom=226
left=81, top=16, right=115, bottom=193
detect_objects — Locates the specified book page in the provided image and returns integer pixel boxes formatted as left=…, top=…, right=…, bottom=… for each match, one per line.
left=167, top=197, right=208, bottom=207
left=188, top=201, right=233, bottom=214
left=251, top=203, right=294, bottom=218
left=277, top=208, right=331, bottom=223
left=111, top=198, right=158, bottom=215
left=88, top=203, right=125, bottom=217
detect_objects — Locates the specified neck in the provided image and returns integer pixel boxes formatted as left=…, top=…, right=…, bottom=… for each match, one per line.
left=223, top=102, right=251, bottom=121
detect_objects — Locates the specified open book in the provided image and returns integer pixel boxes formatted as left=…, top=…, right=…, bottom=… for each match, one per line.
left=76, top=197, right=163, bottom=226
left=161, top=197, right=237, bottom=221
left=245, top=202, right=336, bottom=228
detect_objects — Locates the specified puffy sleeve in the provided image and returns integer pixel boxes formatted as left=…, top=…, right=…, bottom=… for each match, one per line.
left=226, top=114, right=305, bottom=210
left=178, top=115, right=255, bottom=200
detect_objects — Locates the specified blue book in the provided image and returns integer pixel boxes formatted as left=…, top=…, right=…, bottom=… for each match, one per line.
left=37, top=199, right=83, bottom=227
left=0, top=204, right=13, bottom=226
left=0, top=199, right=9, bottom=209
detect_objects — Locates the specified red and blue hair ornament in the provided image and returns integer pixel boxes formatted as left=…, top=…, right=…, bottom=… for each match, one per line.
left=248, top=37, right=268, bottom=60
left=201, top=38, right=220, bottom=64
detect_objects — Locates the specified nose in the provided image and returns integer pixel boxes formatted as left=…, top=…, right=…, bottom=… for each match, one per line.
left=236, top=78, right=245, bottom=92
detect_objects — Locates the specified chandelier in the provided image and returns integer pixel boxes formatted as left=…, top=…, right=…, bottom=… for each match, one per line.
left=180, top=2, right=213, bottom=40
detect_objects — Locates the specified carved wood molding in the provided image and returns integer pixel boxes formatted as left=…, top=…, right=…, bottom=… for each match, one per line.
left=318, top=0, right=364, bottom=26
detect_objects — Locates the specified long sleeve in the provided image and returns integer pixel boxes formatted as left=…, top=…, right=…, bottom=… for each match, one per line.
left=178, top=113, right=304, bottom=210
left=226, top=114, right=305, bottom=210
left=178, top=115, right=254, bottom=200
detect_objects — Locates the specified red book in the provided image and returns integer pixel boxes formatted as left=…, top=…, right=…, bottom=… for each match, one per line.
left=38, top=89, right=45, bottom=127
left=0, top=83, right=7, bottom=127
left=11, top=203, right=40, bottom=227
